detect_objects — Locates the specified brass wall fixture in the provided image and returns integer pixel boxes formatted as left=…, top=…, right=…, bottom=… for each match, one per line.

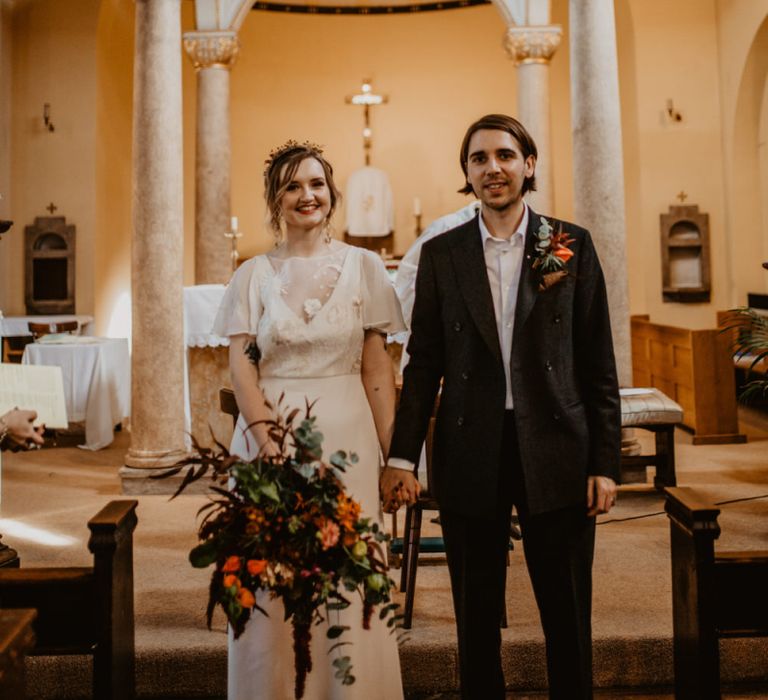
left=43, top=103, right=55, bottom=132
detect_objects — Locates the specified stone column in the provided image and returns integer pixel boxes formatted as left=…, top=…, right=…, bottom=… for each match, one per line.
left=183, top=31, right=239, bottom=284
left=124, top=0, right=186, bottom=475
left=569, top=0, right=632, bottom=388
left=504, top=25, right=562, bottom=214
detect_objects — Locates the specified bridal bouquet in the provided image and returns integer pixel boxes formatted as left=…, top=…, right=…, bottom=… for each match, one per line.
left=165, top=398, right=399, bottom=699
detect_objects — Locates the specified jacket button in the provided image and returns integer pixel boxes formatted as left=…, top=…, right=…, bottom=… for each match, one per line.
left=457, top=417, right=464, bottom=426
left=553, top=314, right=561, bottom=324
left=545, top=361, right=553, bottom=371
left=553, top=412, right=561, bottom=421
left=461, top=371, right=469, bottom=380
left=454, top=321, right=462, bottom=332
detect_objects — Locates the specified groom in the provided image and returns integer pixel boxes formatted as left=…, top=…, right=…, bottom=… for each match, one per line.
left=382, top=114, right=621, bottom=699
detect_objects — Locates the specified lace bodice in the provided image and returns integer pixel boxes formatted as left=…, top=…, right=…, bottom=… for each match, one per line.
left=213, top=244, right=405, bottom=378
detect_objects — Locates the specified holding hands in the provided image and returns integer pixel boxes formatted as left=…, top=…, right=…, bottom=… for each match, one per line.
left=380, top=466, right=421, bottom=513
left=0, top=408, right=45, bottom=451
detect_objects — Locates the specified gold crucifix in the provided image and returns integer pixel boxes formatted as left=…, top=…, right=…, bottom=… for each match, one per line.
left=676, top=191, right=688, bottom=203
left=46, top=202, right=58, bottom=214
left=345, top=79, right=388, bottom=166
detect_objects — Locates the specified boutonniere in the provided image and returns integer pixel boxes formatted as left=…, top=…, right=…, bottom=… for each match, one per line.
left=532, top=217, right=575, bottom=291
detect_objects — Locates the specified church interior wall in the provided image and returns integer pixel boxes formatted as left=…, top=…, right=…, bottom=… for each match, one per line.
left=715, top=1, right=768, bottom=311
left=93, top=0, right=135, bottom=338
left=226, top=5, right=539, bottom=260
left=618, top=0, right=731, bottom=329
left=1, top=0, right=766, bottom=339
left=3, top=0, right=100, bottom=319
left=0, top=1, right=13, bottom=311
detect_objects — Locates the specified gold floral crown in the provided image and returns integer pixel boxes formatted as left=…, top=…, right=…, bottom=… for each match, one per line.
left=263, top=139, right=325, bottom=178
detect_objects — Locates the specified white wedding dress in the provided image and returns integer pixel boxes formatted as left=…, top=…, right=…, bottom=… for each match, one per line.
left=213, top=242, right=406, bottom=700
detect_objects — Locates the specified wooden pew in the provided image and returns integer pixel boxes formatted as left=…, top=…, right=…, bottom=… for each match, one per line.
left=0, top=609, right=36, bottom=699
left=0, top=500, right=138, bottom=700
left=665, top=487, right=768, bottom=699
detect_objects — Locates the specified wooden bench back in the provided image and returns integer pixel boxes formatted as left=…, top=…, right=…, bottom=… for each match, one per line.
left=665, top=487, right=768, bottom=696
left=0, top=500, right=138, bottom=699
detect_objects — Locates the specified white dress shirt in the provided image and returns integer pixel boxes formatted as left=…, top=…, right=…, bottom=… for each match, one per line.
left=478, top=204, right=528, bottom=409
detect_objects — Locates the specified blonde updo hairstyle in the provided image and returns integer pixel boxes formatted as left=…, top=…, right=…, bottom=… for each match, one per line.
left=263, top=142, right=342, bottom=234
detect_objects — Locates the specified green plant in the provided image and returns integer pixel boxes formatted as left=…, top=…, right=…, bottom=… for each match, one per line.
left=721, top=307, right=768, bottom=402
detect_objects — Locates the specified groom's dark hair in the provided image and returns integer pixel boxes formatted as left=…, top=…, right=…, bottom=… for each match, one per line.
left=458, top=114, right=538, bottom=196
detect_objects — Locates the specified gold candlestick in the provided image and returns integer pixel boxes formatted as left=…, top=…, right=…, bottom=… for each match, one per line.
left=414, top=212, right=423, bottom=236
left=224, top=216, right=242, bottom=272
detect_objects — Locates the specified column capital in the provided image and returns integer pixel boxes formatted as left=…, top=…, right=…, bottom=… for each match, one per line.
left=503, top=25, right=562, bottom=66
left=183, top=30, right=239, bottom=71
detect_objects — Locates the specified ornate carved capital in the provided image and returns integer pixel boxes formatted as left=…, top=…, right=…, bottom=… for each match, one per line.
left=183, top=31, right=239, bottom=71
left=503, top=25, right=562, bottom=66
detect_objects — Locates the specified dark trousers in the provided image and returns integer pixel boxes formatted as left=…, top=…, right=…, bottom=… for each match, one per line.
left=440, top=411, right=596, bottom=700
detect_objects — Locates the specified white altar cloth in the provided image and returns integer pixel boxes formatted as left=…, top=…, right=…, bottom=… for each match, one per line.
left=22, top=337, right=130, bottom=450
left=184, top=285, right=228, bottom=348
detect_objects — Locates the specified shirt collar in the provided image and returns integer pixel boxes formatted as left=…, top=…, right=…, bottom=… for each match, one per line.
left=479, top=201, right=529, bottom=248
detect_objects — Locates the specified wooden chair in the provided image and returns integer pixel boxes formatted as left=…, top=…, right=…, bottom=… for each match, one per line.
left=27, top=320, right=79, bottom=340
left=219, top=387, right=238, bottom=425
left=390, top=394, right=511, bottom=630
left=665, top=487, right=768, bottom=698
left=343, top=231, right=394, bottom=256
left=0, top=500, right=138, bottom=700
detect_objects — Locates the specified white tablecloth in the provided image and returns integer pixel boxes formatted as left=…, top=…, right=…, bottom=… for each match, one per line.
left=183, top=285, right=228, bottom=348
left=22, top=338, right=130, bottom=450
left=0, top=314, right=94, bottom=338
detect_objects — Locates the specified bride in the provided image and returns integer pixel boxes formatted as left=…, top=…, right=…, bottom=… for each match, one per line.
left=213, top=140, right=406, bottom=699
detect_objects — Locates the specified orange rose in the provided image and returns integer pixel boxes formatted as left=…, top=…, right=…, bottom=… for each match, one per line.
left=553, top=246, right=574, bottom=263
left=223, top=574, right=240, bottom=589
left=222, top=555, right=241, bottom=572
left=237, top=587, right=256, bottom=609
left=247, top=559, right=267, bottom=576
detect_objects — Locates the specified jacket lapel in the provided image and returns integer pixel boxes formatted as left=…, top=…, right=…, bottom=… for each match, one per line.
left=449, top=217, right=503, bottom=366
left=513, top=207, right=542, bottom=338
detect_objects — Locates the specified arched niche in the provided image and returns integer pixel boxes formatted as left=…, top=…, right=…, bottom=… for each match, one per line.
left=660, top=204, right=710, bottom=303
left=24, top=216, right=76, bottom=314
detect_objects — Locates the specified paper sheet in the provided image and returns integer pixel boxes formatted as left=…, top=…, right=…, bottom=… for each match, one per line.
left=0, top=362, right=68, bottom=428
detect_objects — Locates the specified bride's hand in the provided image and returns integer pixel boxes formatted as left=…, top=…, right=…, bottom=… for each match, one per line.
left=259, top=440, right=282, bottom=459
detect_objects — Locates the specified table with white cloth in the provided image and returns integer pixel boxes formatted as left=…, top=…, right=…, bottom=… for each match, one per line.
left=22, top=337, right=130, bottom=450
left=0, top=314, right=94, bottom=362
left=183, top=284, right=232, bottom=449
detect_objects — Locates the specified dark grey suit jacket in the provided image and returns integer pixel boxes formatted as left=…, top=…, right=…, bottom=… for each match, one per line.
left=389, top=209, right=621, bottom=518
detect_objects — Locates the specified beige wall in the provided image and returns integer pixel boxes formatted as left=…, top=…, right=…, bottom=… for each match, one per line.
left=227, top=5, right=534, bottom=259
left=715, top=0, right=768, bottom=307
left=0, top=1, right=13, bottom=309
left=3, top=0, right=99, bottom=318
left=93, top=0, right=134, bottom=337
left=3, top=0, right=767, bottom=337
left=617, top=0, right=731, bottom=328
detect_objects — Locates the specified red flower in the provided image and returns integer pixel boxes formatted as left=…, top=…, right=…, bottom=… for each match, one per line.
left=222, top=555, right=241, bottom=572
left=247, top=559, right=267, bottom=576
left=237, top=587, right=256, bottom=609
left=553, top=246, right=574, bottom=263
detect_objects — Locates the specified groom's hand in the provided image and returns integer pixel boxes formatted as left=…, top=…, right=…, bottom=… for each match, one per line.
left=586, top=475, right=617, bottom=517
left=380, top=466, right=421, bottom=513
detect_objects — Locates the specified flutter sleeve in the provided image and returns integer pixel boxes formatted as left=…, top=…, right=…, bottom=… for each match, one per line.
left=360, top=249, right=407, bottom=335
left=212, top=258, right=263, bottom=337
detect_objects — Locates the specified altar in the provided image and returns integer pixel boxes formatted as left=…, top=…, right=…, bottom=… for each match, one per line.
left=183, top=285, right=232, bottom=449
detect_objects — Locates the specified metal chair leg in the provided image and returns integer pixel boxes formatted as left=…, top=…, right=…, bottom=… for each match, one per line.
left=403, top=506, right=423, bottom=629
left=399, top=505, right=414, bottom=592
